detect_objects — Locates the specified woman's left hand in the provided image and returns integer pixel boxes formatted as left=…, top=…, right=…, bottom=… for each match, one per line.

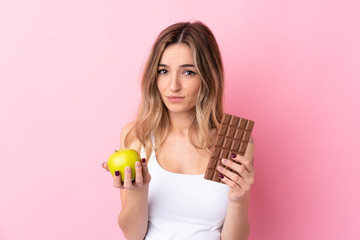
left=217, top=153, right=255, bottom=203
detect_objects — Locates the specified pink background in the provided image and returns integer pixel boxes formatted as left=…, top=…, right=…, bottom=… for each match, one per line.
left=1, top=0, right=359, bottom=239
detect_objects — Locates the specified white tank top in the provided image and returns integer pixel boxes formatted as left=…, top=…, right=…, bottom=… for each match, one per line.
left=141, top=148, right=230, bottom=240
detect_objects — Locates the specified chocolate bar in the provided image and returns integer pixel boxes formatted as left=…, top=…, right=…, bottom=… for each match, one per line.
left=204, top=113, right=255, bottom=183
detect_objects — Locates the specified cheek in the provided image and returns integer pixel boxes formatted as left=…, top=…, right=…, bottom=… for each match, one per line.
left=190, top=81, right=201, bottom=97
left=156, top=79, right=164, bottom=93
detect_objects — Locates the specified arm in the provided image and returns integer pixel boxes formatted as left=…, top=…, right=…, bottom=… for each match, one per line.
left=118, top=184, right=149, bottom=240
left=221, top=198, right=250, bottom=240
left=219, top=138, right=255, bottom=240
left=103, top=122, right=151, bottom=240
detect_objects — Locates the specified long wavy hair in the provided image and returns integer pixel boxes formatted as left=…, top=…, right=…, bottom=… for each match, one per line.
left=124, top=21, right=224, bottom=160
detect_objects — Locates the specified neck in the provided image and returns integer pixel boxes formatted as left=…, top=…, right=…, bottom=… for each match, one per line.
left=167, top=109, right=195, bottom=136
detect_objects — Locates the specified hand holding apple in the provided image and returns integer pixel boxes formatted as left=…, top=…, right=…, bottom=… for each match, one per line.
left=107, top=149, right=141, bottom=182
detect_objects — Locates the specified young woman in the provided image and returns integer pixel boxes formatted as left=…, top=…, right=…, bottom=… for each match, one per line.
left=102, top=21, right=255, bottom=240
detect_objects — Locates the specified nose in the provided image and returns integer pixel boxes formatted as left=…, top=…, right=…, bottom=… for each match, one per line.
left=169, top=73, right=181, bottom=92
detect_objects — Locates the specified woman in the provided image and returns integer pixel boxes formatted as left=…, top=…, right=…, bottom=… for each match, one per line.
left=102, top=21, right=255, bottom=240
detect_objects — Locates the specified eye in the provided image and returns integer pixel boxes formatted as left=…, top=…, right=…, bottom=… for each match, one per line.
left=184, top=70, right=196, bottom=76
left=158, top=69, right=168, bottom=75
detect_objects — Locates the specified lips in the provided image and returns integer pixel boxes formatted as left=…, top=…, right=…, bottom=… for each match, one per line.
left=166, top=96, right=185, bottom=103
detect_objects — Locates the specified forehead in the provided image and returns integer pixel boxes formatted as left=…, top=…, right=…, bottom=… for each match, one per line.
left=160, top=43, right=194, bottom=64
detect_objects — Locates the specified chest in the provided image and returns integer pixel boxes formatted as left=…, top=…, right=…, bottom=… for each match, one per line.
left=156, top=139, right=211, bottom=175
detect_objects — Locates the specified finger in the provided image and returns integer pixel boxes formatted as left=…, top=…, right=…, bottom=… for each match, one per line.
left=113, top=170, right=123, bottom=188
left=217, top=164, right=245, bottom=187
left=228, top=156, right=255, bottom=184
left=219, top=171, right=251, bottom=191
left=221, top=158, right=250, bottom=179
left=123, top=167, right=134, bottom=189
left=218, top=172, right=240, bottom=189
left=141, top=158, right=150, bottom=180
left=222, top=158, right=255, bottom=185
left=230, top=153, right=254, bottom=174
left=134, top=161, right=144, bottom=186
left=102, top=162, right=109, bottom=171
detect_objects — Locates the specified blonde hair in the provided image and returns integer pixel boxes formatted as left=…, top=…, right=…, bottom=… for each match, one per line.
left=125, top=21, right=224, bottom=160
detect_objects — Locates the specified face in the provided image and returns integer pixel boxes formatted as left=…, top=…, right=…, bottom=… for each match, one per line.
left=156, top=43, right=201, bottom=115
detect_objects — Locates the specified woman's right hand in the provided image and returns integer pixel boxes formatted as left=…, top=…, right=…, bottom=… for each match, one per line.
left=102, top=158, right=151, bottom=190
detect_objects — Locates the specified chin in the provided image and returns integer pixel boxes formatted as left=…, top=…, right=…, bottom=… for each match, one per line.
left=165, top=105, right=196, bottom=114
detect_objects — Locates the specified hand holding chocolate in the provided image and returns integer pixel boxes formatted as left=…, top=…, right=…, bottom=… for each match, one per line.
left=204, top=113, right=255, bottom=183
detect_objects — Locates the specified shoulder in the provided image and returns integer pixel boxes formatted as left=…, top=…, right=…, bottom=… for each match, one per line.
left=120, top=121, right=141, bottom=150
left=120, top=121, right=136, bottom=138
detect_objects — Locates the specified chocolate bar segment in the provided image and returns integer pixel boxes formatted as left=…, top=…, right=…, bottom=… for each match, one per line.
left=204, top=113, right=255, bottom=183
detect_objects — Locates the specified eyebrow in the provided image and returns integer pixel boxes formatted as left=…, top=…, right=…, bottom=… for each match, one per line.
left=158, top=63, right=196, bottom=68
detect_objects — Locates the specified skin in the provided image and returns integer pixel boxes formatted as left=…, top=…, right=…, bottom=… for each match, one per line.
left=102, top=43, right=255, bottom=240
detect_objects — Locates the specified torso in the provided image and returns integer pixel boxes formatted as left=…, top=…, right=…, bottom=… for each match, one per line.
left=143, top=143, right=230, bottom=240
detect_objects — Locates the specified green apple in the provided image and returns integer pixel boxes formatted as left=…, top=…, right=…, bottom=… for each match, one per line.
left=107, top=149, right=141, bottom=182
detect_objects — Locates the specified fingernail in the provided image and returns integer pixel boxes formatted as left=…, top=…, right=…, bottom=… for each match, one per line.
left=217, top=166, right=223, bottom=171
left=222, top=158, right=228, bottom=164
left=219, top=173, right=224, bottom=179
left=136, top=162, right=141, bottom=168
left=142, top=158, right=146, bottom=163
left=115, top=171, right=120, bottom=176
left=126, top=167, right=130, bottom=172
left=230, top=153, right=237, bottom=158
